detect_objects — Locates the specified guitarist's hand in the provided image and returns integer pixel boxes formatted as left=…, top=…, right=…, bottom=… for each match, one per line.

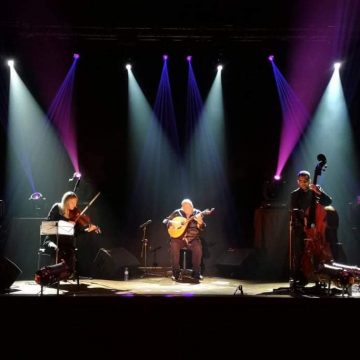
left=195, top=214, right=204, bottom=226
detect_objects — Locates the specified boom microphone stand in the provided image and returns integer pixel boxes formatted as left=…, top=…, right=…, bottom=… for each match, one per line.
left=139, top=220, right=152, bottom=277
left=289, top=209, right=295, bottom=288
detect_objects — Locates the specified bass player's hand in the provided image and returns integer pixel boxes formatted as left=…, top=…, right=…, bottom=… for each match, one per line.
left=309, top=184, right=322, bottom=195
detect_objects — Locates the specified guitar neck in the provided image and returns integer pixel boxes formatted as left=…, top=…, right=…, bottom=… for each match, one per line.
left=189, top=210, right=205, bottom=221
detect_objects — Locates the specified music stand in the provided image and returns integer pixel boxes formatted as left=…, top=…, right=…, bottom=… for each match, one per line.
left=40, top=220, right=75, bottom=263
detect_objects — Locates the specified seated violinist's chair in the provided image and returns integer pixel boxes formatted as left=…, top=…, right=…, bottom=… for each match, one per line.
left=37, top=221, right=80, bottom=294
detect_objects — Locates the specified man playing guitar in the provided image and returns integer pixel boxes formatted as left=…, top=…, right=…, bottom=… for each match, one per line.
left=163, top=199, right=211, bottom=282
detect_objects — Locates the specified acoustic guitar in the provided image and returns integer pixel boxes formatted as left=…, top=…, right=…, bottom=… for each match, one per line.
left=167, top=208, right=215, bottom=239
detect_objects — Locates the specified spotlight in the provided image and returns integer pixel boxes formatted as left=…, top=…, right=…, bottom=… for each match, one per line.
left=163, top=54, right=168, bottom=61
left=29, top=192, right=46, bottom=216
left=69, top=172, right=82, bottom=182
left=186, top=55, right=192, bottom=62
left=262, top=178, right=287, bottom=206
left=74, top=171, right=82, bottom=179
left=125, top=64, right=132, bottom=70
left=268, top=55, right=275, bottom=62
left=7, top=59, right=14, bottom=67
left=73, top=53, right=80, bottom=59
left=217, top=64, right=223, bottom=71
left=334, top=62, right=341, bottom=70
left=29, top=192, right=43, bottom=200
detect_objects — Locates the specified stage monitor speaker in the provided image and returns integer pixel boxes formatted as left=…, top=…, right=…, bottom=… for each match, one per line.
left=92, top=247, right=140, bottom=279
left=216, top=248, right=256, bottom=279
left=5, top=217, right=44, bottom=280
left=0, top=200, right=4, bottom=219
left=0, top=256, right=22, bottom=290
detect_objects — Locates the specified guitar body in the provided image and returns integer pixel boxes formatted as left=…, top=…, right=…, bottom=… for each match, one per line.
left=167, top=216, right=188, bottom=238
left=167, top=208, right=215, bottom=239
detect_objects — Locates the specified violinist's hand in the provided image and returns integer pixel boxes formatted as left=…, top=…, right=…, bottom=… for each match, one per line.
left=86, top=224, right=98, bottom=232
left=309, top=184, right=322, bottom=195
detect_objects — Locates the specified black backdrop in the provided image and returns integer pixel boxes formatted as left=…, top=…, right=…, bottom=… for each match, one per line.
left=1, top=1, right=360, bottom=273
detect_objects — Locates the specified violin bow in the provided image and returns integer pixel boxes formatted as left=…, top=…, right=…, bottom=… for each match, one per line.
left=78, top=192, right=101, bottom=217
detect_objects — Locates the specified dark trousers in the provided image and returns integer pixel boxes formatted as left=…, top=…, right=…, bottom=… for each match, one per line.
left=44, top=236, right=76, bottom=274
left=170, top=238, right=202, bottom=275
left=56, top=245, right=76, bottom=273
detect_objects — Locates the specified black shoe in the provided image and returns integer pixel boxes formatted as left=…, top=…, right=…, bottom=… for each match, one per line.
left=295, top=279, right=308, bottom=287
left=192, top=272, right=203, bottom=281
left=171, top=271, right=181, bottom=281
left=291, top=274, right=308, bottom=287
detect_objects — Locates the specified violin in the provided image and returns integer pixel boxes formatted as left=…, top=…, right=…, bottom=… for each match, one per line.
left=69, top=207, right=101, bottom=234
left=68, top=192, right=102, bottom=234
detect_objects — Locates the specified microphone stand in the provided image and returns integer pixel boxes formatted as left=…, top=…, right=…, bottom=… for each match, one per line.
left=272, top=209, right=297, bottom=295
left=73, top=178, right=81, bottom=193
left=140, top=225, right=149, bottom=278
left=289, top=210, right=295, bottom=290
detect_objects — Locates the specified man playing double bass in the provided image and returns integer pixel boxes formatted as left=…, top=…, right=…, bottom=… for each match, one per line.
left=290, top=170, right=333, bottom=288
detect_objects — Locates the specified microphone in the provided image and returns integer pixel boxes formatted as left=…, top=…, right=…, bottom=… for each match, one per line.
left=139, top=219, right=152, bottom=229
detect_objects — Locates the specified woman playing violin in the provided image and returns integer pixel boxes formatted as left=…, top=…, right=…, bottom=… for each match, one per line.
left=43, top=191, right=98, bottom=274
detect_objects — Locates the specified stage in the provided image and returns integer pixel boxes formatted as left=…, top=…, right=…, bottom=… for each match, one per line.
left=3, top=275, right=360, bottom=298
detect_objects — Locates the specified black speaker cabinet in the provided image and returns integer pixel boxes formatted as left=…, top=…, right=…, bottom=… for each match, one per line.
left=216, top=248, right=256, bottom=279
left=92, top=247, right=140, bottom=279
left=5, top=217, right=44, bottom=280
left=0, top=256, right=22, bottom=290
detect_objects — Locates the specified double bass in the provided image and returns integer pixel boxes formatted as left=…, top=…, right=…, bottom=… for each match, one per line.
left=301, top=154, right=335, bottom=282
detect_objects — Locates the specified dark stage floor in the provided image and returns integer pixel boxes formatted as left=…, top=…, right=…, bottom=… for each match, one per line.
left=1, top=276, right=359, bottom=356
left=2, top=276, right=360, bottom=298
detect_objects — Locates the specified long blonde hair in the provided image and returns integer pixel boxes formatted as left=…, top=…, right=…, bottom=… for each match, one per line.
left=59, top=191, right=78, bottom=217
